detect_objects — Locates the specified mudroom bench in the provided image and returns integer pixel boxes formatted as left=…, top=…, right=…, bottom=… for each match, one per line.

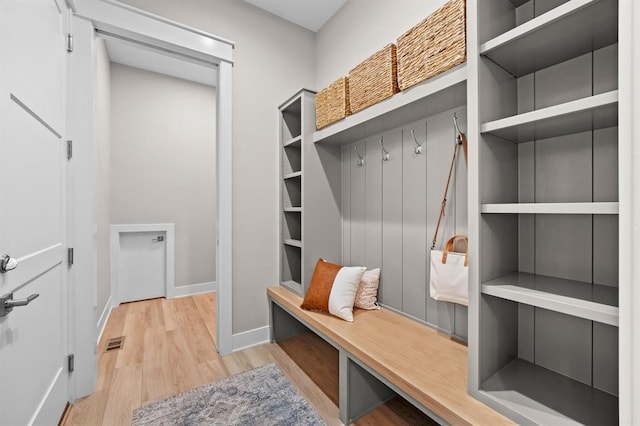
left=267, top=286, right=511, bottom=425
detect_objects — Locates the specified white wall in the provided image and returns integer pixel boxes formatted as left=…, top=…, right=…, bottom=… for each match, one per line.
left=315, top=0, right=447, bottom=89
left=95, top=38, right=111, bottom=320
left=119, top=0, right=316, bottom=335
left=110, top=63, right=217, bottom=289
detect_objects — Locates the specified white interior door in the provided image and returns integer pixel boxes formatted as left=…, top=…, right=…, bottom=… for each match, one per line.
left=0, top=0, right=69, bottom=424
left=118, top=231, right=166, bottom=303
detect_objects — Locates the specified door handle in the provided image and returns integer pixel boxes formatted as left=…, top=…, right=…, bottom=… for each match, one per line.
left=152, top=236, right=164, bottom=242
left=0, top=292, right=39, bottom=318
left=0, top=255, right=18, bottom=273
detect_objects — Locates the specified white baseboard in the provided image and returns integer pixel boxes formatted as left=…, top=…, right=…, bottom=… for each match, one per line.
left=232, top=325, right=270, bottom=352
left=173, top=281, right=217, bottom=298
left=96, top=297, right=112, bottom=343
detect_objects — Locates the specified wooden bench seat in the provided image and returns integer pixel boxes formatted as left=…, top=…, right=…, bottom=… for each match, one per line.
left=267, top=286, right=512, bottom=425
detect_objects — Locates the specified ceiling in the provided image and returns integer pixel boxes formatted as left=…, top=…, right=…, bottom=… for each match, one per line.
left=242, top=0, right=346, bottom=32
left=103, top=36, right=218, bottom=87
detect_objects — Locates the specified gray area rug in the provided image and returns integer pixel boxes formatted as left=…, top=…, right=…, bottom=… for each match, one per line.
left=132, top=363, right=325, bottom=426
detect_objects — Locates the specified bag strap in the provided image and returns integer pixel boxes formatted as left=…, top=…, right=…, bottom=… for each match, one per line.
left=442, top=234, right=469, bottom=266
left=431, top=128, right=468, bottom=250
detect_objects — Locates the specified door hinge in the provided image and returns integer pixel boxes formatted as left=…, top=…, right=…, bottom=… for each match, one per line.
left=67, top=33, right=73, bottom=53
left=67, top=140, right=72, bottom=160
left=67, top=248, right=74, bottom=266
left=68, top=354, right=75, bottom=373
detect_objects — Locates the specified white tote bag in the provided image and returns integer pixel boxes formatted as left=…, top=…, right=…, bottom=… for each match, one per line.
left=429, top=234, right=468, bottom=306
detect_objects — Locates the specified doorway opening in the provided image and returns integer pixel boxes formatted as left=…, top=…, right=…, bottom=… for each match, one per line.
left=94, top=32, right=219, bottom=347
left=68, top=4, right=234, bottom=400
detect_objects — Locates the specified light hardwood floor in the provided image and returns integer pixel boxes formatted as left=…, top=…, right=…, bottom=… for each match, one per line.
left=63, top=294, right=435, bottom=425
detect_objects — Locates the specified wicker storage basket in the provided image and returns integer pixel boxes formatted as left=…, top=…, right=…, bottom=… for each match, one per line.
left=316, top=77, right=350, bottom=130
left=397, top=0, right=466, bottom=91
left=348, top=44, right=399, bottom=114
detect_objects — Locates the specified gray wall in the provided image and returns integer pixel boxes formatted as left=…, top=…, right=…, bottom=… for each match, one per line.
left=95, top=38, right=111, bottom=322
left=118, top=0, right=317, bottom=334
left=110, top=63, right=217, bottom=289
left=315, top=0, right=447, bottom=89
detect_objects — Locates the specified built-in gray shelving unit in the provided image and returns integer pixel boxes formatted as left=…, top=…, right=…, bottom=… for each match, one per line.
left=468, top=0, right=621, bottom=424
left=280, top=92, right=305, bottom=294
left=279, top=89, right=342, bottom=296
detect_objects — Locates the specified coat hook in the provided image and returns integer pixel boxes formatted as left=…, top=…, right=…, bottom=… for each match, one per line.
left=379, top=136, right=390, bottom=161
left=410, top=129, right=423, bottom=154
left=354, top=145, right=365, bottom=167
left=453, top=113, right=462, bottom=144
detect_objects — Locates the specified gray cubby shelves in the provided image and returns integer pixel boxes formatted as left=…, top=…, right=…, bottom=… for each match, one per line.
left=481, top=202, right=619, bottom=214
left=279, top=89, right=342, bottom=296
left=481, top=357, right=618, bottom=425
left=482, top=272, right=618, bottom=326
left=283, top=171, right=302, bottom=180
left=480, top=90, right=618, bottom=143
left=284, top=135, right=302, bottom=147
left=279, top=92, right=306, bottom=294
left=283, top=239, right=302, bottom=248
left=470, top=0, right=621, bottom=423
left=480, top=0, right=618, bottom=77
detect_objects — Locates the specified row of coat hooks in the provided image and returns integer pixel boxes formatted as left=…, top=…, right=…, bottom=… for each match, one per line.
left=353, top=113, right=463, bottom=166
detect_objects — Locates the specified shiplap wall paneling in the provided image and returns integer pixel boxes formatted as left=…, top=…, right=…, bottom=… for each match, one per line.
left=401, top=119, right=427, bottom=320
left=364, top=138, right=383, bottom=271
left=350, top=140, right=367, bottom=267
left=342, top=144, right=351, bottom=266
left=594, top=322, right=619, bottom=396
left=534, top=308, right=592, bottom=386
left=593, top=126, right=619, bottom=288
left=339, top=106, right=468, bottom=338
left=452, top=109, right=469, bottom=337
left=425, top=108, right=467, bottom=335
left=380, top=129, right=403, bottom=311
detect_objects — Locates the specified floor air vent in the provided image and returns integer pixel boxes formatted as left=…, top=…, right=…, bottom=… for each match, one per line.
left=105, top=336, right=125, bottom=352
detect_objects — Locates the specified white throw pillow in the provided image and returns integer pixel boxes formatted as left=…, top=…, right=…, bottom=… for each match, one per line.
left=327, top=266, right=367, bottom=321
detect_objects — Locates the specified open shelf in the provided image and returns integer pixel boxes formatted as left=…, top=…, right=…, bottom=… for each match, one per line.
left=481, top=202, right=618, bottom=214
left=283, top=171, right=302, bottom=180
left=482, top=272, right=618, bottom=326
left=481, top=358, right=618, bottom=425
left=281, top=280, right=302, bottom=293
left=284, top=207, right=302, bottom=213
left=313, top=64, right=466, bottom=145
left=480, top=0, right=618, bottom=77
left=284, top=135, right=302, bottom=147
left=480, top=90, right=618, bottom=142
left=284, top=239, right=302, bottom=248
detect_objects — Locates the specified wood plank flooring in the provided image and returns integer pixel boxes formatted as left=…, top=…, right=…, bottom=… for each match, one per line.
left=63, top=294, right=435, bottom=425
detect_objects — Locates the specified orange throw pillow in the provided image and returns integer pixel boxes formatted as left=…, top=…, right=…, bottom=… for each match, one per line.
left=301, top=258, right=366, bottom=321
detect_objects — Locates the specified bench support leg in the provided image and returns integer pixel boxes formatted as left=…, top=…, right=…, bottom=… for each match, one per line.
left=339, top=350, right=396, bottom=424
